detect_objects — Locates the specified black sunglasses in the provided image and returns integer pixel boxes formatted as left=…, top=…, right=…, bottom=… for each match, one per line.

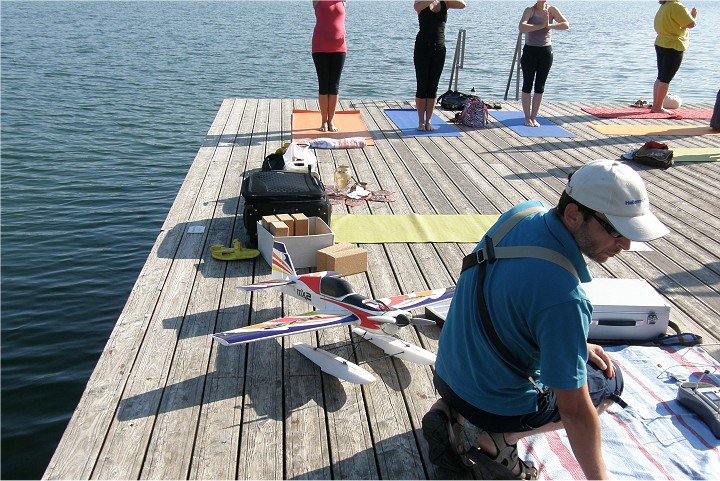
left=591, top=212, right=622, bottom=238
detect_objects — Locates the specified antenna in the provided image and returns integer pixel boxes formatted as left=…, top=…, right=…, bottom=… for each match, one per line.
left=696, top=369, right=711, bottom=390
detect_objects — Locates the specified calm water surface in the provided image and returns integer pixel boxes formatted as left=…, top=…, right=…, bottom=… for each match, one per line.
left=1, top=1, right=718, bottom=478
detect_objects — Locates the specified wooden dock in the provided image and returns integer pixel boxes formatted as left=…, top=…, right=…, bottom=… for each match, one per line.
left=44, top=98, right=720, bottom=479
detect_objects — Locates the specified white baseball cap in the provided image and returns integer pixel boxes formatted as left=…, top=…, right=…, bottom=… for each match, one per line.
left=565, top=159, right=669, bottom=242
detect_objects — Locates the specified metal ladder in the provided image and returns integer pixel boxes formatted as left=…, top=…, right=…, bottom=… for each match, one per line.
left=504, top=32, right=522, bottom=101
left=447, top=29, right=466, bottom=92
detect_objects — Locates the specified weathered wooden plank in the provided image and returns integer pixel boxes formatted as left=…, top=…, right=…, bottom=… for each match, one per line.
left=186, top=100, right=256, bottom=479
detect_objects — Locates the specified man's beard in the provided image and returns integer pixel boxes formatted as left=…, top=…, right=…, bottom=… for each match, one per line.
left=574, top=221, right=621, bottom=264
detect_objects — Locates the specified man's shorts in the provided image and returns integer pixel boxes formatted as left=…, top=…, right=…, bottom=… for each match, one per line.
left=434, top=361, right=624, bottom=433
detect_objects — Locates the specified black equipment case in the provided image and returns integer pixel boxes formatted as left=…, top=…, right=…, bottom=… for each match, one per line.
left=241, top=170, right=331, bottom=242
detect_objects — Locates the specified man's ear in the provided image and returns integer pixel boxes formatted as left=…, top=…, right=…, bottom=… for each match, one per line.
left=562, top=203, right=585, bottom=232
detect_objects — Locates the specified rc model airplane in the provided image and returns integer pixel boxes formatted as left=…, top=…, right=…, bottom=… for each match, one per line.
left=213, top=241, right=454, bottom=384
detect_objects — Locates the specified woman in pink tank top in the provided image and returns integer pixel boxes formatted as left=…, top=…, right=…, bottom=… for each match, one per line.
left=312, top=0, right=347, bottom=132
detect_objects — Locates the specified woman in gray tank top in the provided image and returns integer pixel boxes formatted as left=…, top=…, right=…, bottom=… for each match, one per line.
left=518, top=1, right=569, bottom=127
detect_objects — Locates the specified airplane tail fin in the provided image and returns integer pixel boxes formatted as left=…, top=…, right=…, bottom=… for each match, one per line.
left=271, top=241, right=296, bottom=280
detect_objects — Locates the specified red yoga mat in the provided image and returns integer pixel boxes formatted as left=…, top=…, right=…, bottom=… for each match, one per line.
left=582, top=107, right=712, bottom=120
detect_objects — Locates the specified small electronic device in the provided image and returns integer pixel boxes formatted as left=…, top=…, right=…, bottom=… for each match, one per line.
left=677, top=380, right=720, bottom=439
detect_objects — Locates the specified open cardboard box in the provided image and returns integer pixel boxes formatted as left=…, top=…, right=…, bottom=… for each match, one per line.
left=257, top=217, right=334, bottom=268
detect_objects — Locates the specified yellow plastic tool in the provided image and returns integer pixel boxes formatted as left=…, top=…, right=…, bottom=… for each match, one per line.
left=210, top=239, right=260, bottom=261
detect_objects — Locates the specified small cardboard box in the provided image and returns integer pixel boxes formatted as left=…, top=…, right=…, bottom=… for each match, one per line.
left=317, top=243, right=368, bottom=276
left=275, top=213, right=295, bottom=236
left=257, top=217, right=334, bottom=268
left=261, top=215, right=279, bottom=230
left=269, top=221, right=289, bottom=237
left=291, top=213, right=309, bottom=236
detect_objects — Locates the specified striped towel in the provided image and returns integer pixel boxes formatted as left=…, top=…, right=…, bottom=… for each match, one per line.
left=521, top=345, right=720, bottom=479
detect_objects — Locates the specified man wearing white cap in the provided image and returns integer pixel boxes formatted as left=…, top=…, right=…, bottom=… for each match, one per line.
left=423, top=160, right=669, bottom=480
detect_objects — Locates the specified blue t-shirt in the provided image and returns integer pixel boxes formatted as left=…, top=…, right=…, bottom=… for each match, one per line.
left=435, top=201, right=593, bottom=415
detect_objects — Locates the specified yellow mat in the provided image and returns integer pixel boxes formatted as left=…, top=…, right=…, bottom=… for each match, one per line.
left=672, top=147, right=720, bottom=162
left=331, top=214, right=500, bottom=243
left=591, top=124, right=720, bottom=136
left=292, top=109, right=375, bottom=145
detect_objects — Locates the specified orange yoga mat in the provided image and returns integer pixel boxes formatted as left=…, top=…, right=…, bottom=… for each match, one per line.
left=590, top=124, right=720, bottom=136
left=292, top=109, right=375, bottom=145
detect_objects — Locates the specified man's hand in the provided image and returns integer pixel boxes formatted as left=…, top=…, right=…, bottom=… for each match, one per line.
left=587, top=343, right=616, bottom=378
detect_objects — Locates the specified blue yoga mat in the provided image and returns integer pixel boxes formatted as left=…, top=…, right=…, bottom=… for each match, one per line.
left=384, top=109, right=461, bottom=137
left=489, top=110, right=575, bottom=138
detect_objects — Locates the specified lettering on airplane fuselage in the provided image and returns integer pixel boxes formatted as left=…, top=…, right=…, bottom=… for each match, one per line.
left=296, top=288, right=312, bottom=301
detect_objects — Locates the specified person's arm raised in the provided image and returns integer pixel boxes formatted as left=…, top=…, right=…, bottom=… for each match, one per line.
left=446, top=0, right=466, bottom=9
left=414, top=0, right=437, bottom=14
left=519, top=6, right=544, bottom=33
left=548, top=5, right=570, bottom=30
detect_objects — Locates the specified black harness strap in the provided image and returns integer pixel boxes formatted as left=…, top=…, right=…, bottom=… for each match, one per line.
left=461, top=206, right=578, bottom=394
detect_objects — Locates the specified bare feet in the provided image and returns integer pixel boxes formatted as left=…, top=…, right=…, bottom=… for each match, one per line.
left=425, top=122, right=436, bottom=131
left=328, top=122, right=339, bottom=132
left=417, top=124, right=426, bottom=131
left=525, top=118, right=534, bottom=127
left=532, top=119, right=541, bottom=127
left=650, top=106, right=672, bottom=115
left=319, top=122, right=328, bottom=132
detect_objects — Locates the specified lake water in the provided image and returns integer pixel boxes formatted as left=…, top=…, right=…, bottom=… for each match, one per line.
left=1, top=1, right=718, bottom=478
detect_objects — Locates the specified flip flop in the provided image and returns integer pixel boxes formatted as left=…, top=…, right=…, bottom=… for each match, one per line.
left=366, top=194, right=395, bottom=202
left=210, top=239, right=260, bottom=261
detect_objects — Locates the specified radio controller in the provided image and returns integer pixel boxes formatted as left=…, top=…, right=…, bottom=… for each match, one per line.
left=677, top=381, right=720, bottom=439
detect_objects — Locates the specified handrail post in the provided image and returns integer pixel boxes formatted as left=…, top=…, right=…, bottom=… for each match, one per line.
left=448, top=29, right=466, bottom=92
left=504, top=32, right=522, bottom=101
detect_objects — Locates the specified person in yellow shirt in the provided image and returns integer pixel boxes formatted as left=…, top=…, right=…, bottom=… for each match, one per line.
left=652, top=0, right=697, bottom=114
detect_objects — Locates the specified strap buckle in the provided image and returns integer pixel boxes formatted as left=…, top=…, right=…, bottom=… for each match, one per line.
left=484, top=235, right=497, bottom=263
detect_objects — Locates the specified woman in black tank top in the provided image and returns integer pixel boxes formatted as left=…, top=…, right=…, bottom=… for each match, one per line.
left=413, top=0, right=466, bottom=131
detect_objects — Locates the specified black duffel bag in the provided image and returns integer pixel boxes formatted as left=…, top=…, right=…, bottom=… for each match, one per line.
left=437, top=89, right=481, bottom=110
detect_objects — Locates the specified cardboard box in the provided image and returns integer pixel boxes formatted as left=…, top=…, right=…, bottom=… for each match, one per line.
left=269, top=221, right=289, bottom=237
left=257, top=217, right=334, bottom=268
left=291, top=213, right=309, bottom=236
left=316, top=243, right=368, bottom=276
left=261, top=215, right=279, bottom=230
left=275, top=213, right=295, bottom=236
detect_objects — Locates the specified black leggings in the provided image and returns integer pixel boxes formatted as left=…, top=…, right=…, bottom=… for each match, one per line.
left=655, top=45, right=684, bottom=84
left=414, top=40, right=446, bottom=99
left=521, top=45, right=553, bottom=94
left=312, top=52, right=346, bottom=95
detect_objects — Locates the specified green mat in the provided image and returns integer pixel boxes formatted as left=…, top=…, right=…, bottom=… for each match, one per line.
left=672, top=147, right=720, bottom=162
left=331, top=214, right=500, bottom=243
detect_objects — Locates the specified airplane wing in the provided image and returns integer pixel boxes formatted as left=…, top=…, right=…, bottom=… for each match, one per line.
left=213, top=311, right=359, bottom=346
left=377, top=286, right=455, bottom=310
left=238, top=278, right=295, bottom=292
